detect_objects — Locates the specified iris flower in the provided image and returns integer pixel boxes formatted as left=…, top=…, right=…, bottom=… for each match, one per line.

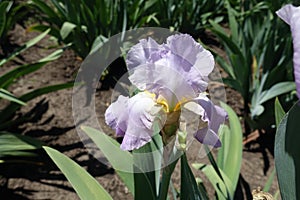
left=277, top=4, right=300, bottom=98
left=105, top=34, right=227, bottom=151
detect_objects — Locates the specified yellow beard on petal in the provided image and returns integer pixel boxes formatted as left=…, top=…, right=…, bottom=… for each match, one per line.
left=157, top=97, right=170, bottom=112
left=143, top=91, right=187, bottom=144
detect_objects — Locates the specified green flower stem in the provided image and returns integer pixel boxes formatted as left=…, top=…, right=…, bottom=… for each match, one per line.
left=159, top=157, right=179, bottom=200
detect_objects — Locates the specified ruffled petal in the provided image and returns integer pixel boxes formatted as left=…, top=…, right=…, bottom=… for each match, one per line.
left=126, top=37, right=163, bottom=70
left=126, top=34, right=214, bottom=98
left=277, top=4, right=300, bottom=98
left=189, top=95, right=227, bottom=147
left=276, top=4, right=295, bottom=25
left=105, top=95, right=129, bottom=137
left=166, top=34, right=215, bottom=92
left=128, top=63, right=197, bottom=110
left=105, top=92, right=164, bottom=150
left=194, top=127, right=222, bottom=147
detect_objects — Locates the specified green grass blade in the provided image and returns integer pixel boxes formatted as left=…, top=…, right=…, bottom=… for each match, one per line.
left=0, top=88, right=26, bottom=105
left=0, top=132, right=43, bottom=157
left=0, top=29, right=50, bottom=66
left=0, top=83, right=74, bottom=124
left=263, top=168, right=276, bottom=192
left=0, top=1, right=9, bottom=38
left=0, top=48, right=64, bottom=88
left=44, top=146, right=112, bottom=200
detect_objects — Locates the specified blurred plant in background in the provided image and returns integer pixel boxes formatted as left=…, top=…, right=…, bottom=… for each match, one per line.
left=210, top=0, right=296, bottom=133
left=29, top=0, right=159, bottom=58
left=0, top=0, right=30, bottom=56
left=0, top=30, right=73, bottom=167
left=152, top=0, right=225, bottom=38
left=28, top=0, right=231, bottom=59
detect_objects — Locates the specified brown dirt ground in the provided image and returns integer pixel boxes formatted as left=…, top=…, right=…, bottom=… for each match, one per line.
left=0, top=25, right=279, bottom=200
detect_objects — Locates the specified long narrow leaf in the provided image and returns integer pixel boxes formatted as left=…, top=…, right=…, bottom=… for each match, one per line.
left=209, top=20, right=242, bottom=55
left=225, top=0, right=238, bottom=43
left=181, top=153, right=205, bottom=200
left=0, top=29, right=50, bottom=66
left=0, top=88, right=26, bottom=105
left=44, top=146, right=113, bottom=200
left=81, top=126, right=135, bottom=195
left=60, top=21, right=77, bottom=40
left=133, top=128, right=164, bottom=199
left=0, top=82, right=74, bottom=124
left=259, top=82, right=296, bottom=105
left=30, top=0, right=61, bottom=25
left=275, top=101, right=300, bottom=199
left=193, top=163, right=233, bottom=200
left=218, top=102, right=243, bottom=198
left=0, top=132, right=43, bottom=157
left=0, top=1, right=9, bottom=38
left=263, top=168, right=276, bottom=192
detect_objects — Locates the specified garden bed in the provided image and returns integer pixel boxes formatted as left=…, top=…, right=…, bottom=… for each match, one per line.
left=0, top=24, right=279, bottom=200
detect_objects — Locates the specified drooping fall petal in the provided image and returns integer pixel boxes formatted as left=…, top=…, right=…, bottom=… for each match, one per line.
left=105, top=92, right=164, bottom=150
left=184, top=95, right=227, bottom=147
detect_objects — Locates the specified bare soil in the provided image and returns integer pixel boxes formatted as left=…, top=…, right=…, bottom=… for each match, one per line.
left=0, top=25, right=279, bottom=200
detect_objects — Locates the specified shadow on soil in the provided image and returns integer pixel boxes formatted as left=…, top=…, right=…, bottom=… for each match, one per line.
left=1, top=99, right=114, bottom=199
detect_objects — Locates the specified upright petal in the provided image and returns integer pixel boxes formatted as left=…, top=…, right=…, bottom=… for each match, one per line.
left=126, top=34, right=214, bottom=96
left=129, top=63, right=197, bottom=110
left=277, top=4, right=300, bottom=99
left=126, top=37, right=163, bottom=70
left=166, top=34, right=215, bottom=92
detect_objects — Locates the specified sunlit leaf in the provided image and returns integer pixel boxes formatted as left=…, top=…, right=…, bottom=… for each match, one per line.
left=60, top=21, right=76, bottom=40
left=193, top=163, right=233, bottom=199
left=0, top=132, right=43, bottom=157
left=0, top=29, right=50, bottom=66
left=218, top=102, right=243, bottom=198
left=44, top=146, right=113, bottom=200
left=81, top=126, right=135, bottom=195
left=0, top=89, right=25, bottom=105
left=259, top=82, right=296, bottom=105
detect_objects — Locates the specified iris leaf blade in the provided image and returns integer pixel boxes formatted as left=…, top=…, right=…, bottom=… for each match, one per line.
left=44, top=146, right=113, bottom=200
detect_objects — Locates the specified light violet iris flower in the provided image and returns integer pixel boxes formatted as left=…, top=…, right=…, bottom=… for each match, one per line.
left=105, top=34, right=227, bottom=151
left=277, top=4, right=300, bottom=98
